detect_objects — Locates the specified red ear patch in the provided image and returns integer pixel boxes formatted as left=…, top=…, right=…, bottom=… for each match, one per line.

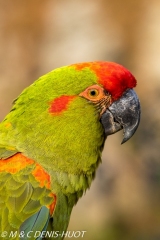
left=49, top=95, right=75, bottom=115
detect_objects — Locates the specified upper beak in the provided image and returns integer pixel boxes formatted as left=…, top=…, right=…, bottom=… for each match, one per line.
left=100, top=89, right=141, bottom=144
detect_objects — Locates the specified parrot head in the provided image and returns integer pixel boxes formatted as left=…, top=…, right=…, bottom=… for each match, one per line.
left=70, top=61, right=140, bottom=144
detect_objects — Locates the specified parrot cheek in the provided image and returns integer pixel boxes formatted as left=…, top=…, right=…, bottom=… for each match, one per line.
left=100, top=89, right=141, bottom=144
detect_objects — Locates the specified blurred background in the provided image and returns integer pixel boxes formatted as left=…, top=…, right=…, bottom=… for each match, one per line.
left=0, top=0, right=160, bottom=239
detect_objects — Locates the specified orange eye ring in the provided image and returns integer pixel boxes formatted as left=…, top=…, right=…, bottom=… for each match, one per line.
left=79, top=84, right=107, bottom=102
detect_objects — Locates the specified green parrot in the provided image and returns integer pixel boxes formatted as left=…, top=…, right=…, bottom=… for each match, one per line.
left=0, top=61, right=140, bottom=240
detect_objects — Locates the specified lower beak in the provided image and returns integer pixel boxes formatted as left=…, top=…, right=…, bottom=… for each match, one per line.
left=100, top=89, right=141, bottom=144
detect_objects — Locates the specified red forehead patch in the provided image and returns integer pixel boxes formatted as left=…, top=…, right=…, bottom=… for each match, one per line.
left=72, top=61, right=137, bottom=100
left=49, top=95, right=75, bottom=115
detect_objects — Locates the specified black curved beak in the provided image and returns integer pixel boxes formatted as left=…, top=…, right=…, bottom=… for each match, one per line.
left=100, top=89, right=141, bottom=144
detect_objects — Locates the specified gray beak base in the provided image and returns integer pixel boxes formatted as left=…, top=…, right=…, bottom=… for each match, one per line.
left=101, top=89, right=141, bottom=144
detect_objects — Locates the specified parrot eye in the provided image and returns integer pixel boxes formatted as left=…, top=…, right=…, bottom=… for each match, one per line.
left=88, top=89, right=99, bottom=98
left=79, top=84, right=109, bottom=102
left=79, top=84, right=112, bottom=116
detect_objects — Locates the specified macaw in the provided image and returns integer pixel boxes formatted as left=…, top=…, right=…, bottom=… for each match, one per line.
left=0, top=61, right=140, bottom=240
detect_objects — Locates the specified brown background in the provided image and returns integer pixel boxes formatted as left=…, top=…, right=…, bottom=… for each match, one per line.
left=0, top=1, right=160, bottom=239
